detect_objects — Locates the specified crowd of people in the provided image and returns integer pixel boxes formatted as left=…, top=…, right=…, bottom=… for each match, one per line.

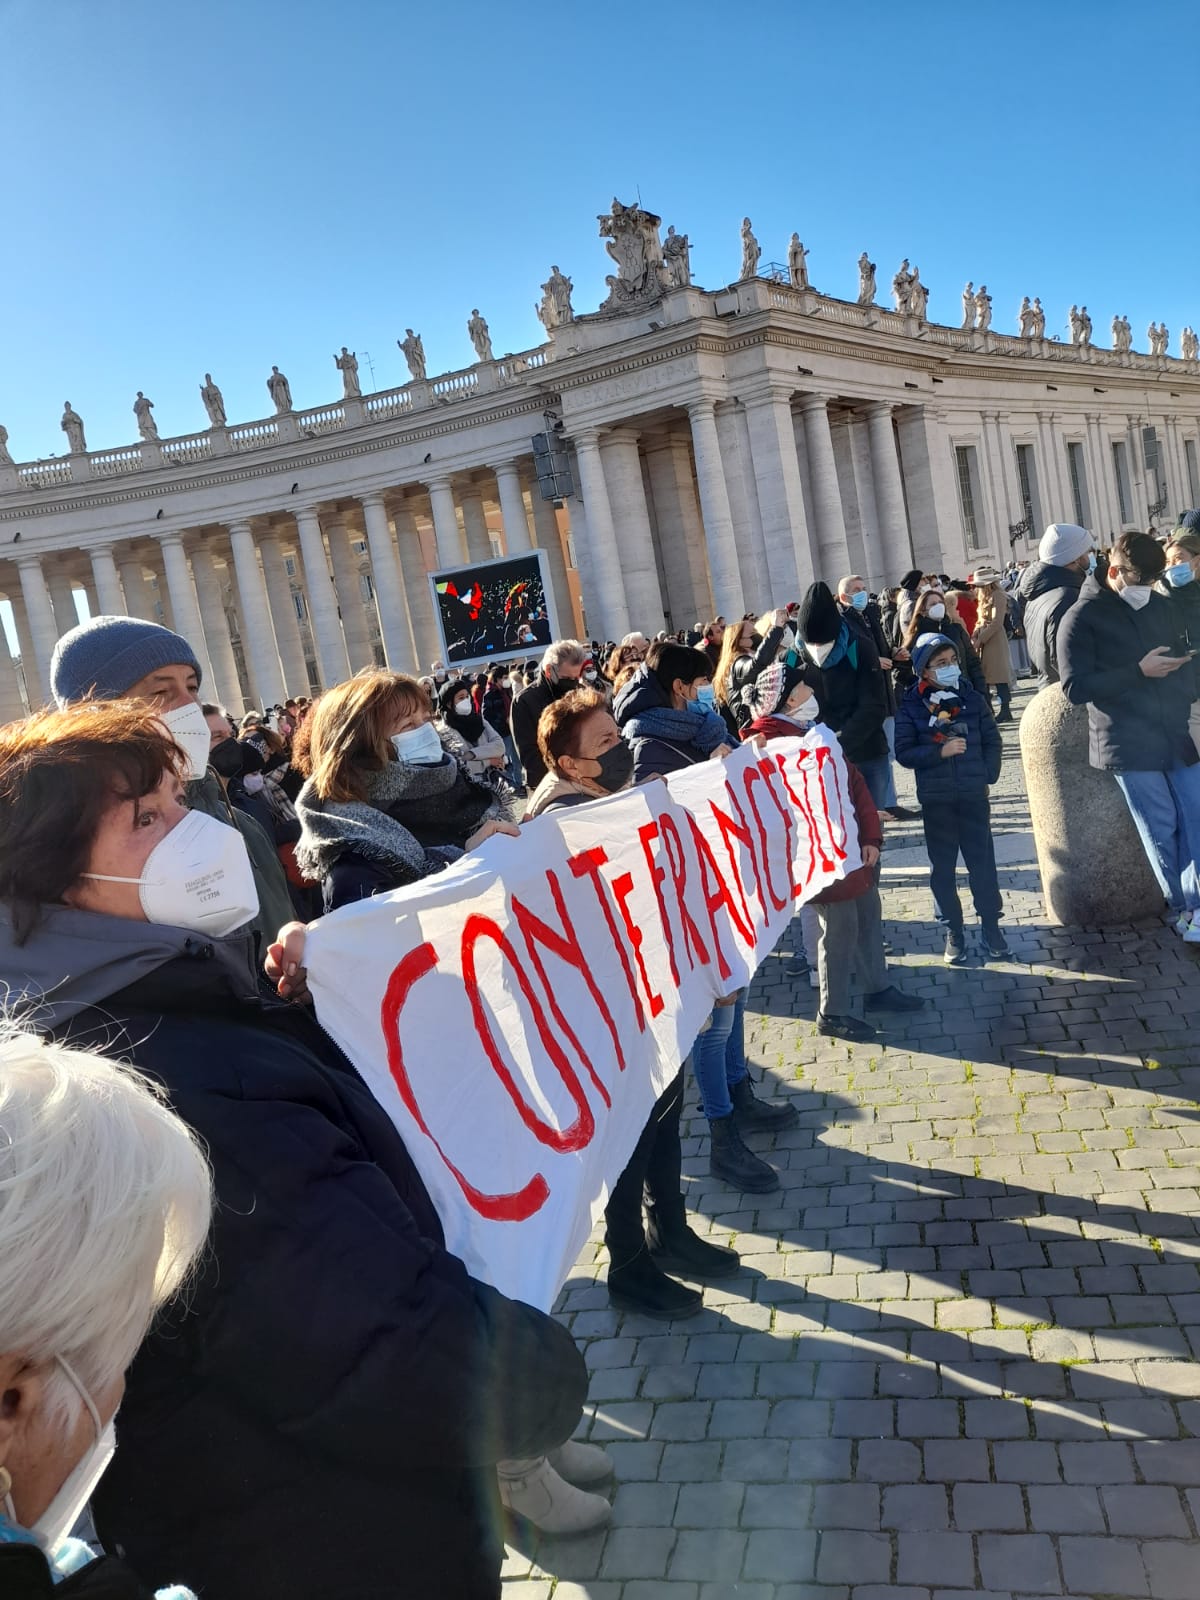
left=1, top=512, right=1199, bottom=1598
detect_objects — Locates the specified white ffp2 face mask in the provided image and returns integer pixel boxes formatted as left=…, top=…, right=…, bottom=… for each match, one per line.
left=392, top=723, right=444, bottom=765
left=1117, top=583, right=1153, bottom=610
left=85, top=808, right=259, bottom=936
left=0, top=1356, right=118, bottom=1557
left=159, top=701, right=212, bottom=781
left=807, top=640, right=836, bottom=667
left=784, top=695, right=820, bottom=726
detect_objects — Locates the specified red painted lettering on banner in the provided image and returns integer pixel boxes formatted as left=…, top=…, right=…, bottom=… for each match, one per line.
left=567, top=846, right=646, bottom=1031
left=638, top=821, right=680, bottom=990
left=659, top=811, right=710, bottom=973
left=715, top=782, right=767, bottom=925
left=512, top=870, right=622, bottom=1101
left=813, top=744, right=849, bottom=862
left=757, top=757, right=800, bottom=902
left=776, top=750, right=833, bottom=880
left=686, top=812, right=750, bottom=977
left=380, top=942, right=549, bottom=1222
left=461, top=913, right=596, bottom=1152
left=612, top=870, right=665, bottom=1019
left=742, top=762, right=788, bottom=913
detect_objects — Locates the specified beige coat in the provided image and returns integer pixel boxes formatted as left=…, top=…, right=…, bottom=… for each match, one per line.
left=972, top=585, right=1011, bottom=685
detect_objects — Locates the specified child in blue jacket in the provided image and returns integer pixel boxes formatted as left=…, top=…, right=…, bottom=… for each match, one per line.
left=894, top=632, right=1008, bottom=965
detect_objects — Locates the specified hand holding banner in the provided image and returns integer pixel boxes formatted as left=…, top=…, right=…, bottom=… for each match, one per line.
left=307, top=731, right=859, bottom=1309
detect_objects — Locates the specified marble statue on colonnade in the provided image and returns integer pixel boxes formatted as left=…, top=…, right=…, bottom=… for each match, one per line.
left=739, top=216, right=760, bottom=280
left=267, top=366, right=293, bottom=413
left=0, top=424, right=11, bottom=465
left=974, top=285, right=993, bottom=332
left=1018, top=296, right=1034, bottom=336
left=133, top=392, right=159, bottom=441
left=61, top=402, right=86, bottom=454
left=787, top=233, right=810, bottom=290
left=1030, top=298, right=1046, bottom=338
left=663, top=225, right=691, bottom=288
left=1147, top=321, right=1169, bottom=358
left=200, top=373, right=226, bottom=426
left=399, top=329, right=427, bottom=381
left=334, top=347, right=361, bottom=397
left=1068, top=305, right=1082, bottom=345
left=1078, top=306, right=1092, bottom=348
left=1182, top=327, right=1198, bottom=361
left=467, top=310, right=493, bottom=362
left=856, top=252, right=876, bottom=305
left=908, top=267, right=928, bottom=321
left=598, top=198, right=668, bottom=311
left=536, top=265, right=574, bottom=330
left=892, top=260, right=913, bottom=313
left=960, top=281, right=975, bottom=330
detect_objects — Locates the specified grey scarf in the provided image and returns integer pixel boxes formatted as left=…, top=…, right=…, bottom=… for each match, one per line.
left=293, top=767, right=461, bottom=887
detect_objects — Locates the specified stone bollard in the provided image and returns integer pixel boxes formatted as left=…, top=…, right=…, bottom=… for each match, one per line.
left=1019, top=685, right=1163, bottom=925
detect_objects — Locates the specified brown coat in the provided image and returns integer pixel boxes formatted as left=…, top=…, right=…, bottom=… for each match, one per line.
left=972, top=585, right=1011, bottom=685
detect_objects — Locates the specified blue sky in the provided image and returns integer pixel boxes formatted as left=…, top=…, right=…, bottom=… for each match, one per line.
left=1, top=0, right=1197, bottom=461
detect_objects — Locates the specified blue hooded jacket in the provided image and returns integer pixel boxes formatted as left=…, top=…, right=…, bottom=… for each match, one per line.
left=894, top=666, right=1002, bottom=803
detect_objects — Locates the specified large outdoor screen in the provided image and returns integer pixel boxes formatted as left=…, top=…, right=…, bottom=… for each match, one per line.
left=428, top=549, right=558, bottom=667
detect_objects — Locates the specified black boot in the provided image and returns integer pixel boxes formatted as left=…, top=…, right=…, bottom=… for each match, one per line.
left=730, top=1074, right=799, bottom=1132
left=709, top=1114, right=780, bottom=1192
left=646, top=1202, right=740, bottom=1279
left=607, top=1245, right=703, bottom=1320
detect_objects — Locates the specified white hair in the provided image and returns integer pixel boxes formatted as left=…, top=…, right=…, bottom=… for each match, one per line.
left=541, top=638, right=586, bottom=677
left=620, top=632, right=648, bottom=647
left=837, top=574, right=863, bottom=598
left=0, top=1025, right=212, bottom=1425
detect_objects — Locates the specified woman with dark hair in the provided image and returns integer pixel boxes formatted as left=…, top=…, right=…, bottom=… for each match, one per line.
left=437, top=677, right=508, bottom=779
left=712, top=610, right=790, bottom=735
left=0, top=702, right=589, bottom=1598
left=896, top=586, right=985, bottom=695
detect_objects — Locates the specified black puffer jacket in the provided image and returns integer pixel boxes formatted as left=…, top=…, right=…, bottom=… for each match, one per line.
left=1019, top=560, right=1085, bottom=687
left=1156, top=570, right=1200, bottom=653
left=0, top=1546, right=158, bottom=1600
left=723, top=623, right=787, bottom=732
left=511, top=674, right=558, bottom=787
left=1059, top=576, right=1198, bottom=772
left=1, top=908, right=586, bottom=1600
left=799, top=630, right=889, bottom=765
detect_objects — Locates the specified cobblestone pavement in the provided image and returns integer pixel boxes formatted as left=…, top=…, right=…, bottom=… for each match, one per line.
left=503, top=683, right=1200, bottom=1600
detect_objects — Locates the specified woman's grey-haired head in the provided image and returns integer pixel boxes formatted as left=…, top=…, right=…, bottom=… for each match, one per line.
left=0, top=1026, right=212, bottom=1426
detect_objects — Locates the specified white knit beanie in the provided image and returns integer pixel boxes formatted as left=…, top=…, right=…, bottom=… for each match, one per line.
left=1038, top=523, right=1092, bottom=565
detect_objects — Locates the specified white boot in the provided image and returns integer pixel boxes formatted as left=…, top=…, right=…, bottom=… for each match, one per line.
left=547, top=1438, right=615, bottom=1487
left=496, top=1455, right=612, bottom=1536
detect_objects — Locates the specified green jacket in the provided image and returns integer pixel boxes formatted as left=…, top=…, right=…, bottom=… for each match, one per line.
left=187, top=772, right=295, bottom=947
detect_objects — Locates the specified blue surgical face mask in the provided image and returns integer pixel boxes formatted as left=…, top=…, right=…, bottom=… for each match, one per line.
left=692, top=684, right=716, bottom=713
left=1087, top=552, right=1097, bottom=574
left=850, top=590, right=870, bottom=611
left=392, top=722, right=444, bottom=765
left=933, top=663, right=961, bottom=689
left=1167, top=562, right=1195, bottom=588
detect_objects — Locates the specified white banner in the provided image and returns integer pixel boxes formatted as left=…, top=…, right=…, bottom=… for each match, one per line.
left=307, top=732, right=860, bottom=1309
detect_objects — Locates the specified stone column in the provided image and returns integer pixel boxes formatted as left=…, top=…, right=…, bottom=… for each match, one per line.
left=427, top=477, right=464, bottom=568
left=570, top=430, right=630, bottom=641
left=527, top=478, right=576, bottom=637
left=719, top=403, right=769, bottom=608
left=686, top=400, right=744, bottom=618
left=458, top=483, right=493, bottom=564
left=493, top=460, right=532, bottom=552
left=8, top=593, right=40, bottom=710
left=16, top=556, right=58, bottom=704
left=257, top=532, right=310, bottom=696
left=158, top=534, right=216, bottom=694
left=324, top=515, right=376, bottom=672
left=189, top=544, right=243, bottom=709
left=293, top=507, right=352, bottom=686
left=117, top=556, right=155, bottom=622
left=895, top=406, right=959, bottom=575
left=228, top=522, right=286, bottom=708
left=865, top=402, right=914, bottom=578
left=1125, top=416, right=1147, bottom=526
left=89, top=545, right=125, bottom=616
left=741, top=387, right=810, bottom=597
left=393, top=498, right=441, bottom=671
left=643, top=436, right=705, bottom=630
left=46, top=570, right=80, bottom=638
left=798, top=394, right=851, bottom=579
left=81, top=579, right=98, bottom=619
left=598, top=429, right=665, bottom=634
left=0, top=624, right=24, bottom=721
left=360, top=492, right=417, bottom=671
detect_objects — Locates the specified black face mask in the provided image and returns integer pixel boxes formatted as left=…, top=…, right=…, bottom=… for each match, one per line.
left=589, top=741, right=634, bottom=793
left=210, top=736, right=245, bottom=780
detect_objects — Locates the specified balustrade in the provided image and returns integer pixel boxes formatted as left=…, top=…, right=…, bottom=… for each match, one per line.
left=228, top=419, right=280, bottom=451
left=294, top=403, right=346, bottom=436
left=89, top=446, right=144, bottom=478
left=430, top=368, right=479, bottom=400
left=17, top=460, right=72, bottom=488
left=161, top=433, right=212, bottom=465
left=363, top=388, right=412, bottom=422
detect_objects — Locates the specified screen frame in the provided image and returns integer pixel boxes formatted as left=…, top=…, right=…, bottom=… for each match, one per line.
left=427, top=546, right=560, bottom=670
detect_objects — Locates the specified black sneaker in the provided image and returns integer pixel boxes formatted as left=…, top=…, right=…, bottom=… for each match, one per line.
left=863, top=985, right=926, bottom=1013
left=981, top=925, right=1011, bottom=960
left=944, top=929, right=968, bottom=966
left=888, top=805, right=922, bottom=820
left=730, top=1074, right=800, bottom=1131
left=785, top=958, right=810, bottom=980
left=816, top=1012, right=877, bottom=1042
left=608, top=1248, right=703, bottom=1320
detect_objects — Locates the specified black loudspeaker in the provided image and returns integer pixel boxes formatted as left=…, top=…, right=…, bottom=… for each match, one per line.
left=531, top=432, right=574, bottom=503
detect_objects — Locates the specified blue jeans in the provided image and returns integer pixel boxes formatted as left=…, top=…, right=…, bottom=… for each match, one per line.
left=882, top=717, right=898, bottom=809
left=690, top=992, right=748, bottom=1120
left=1115, top=764, right=1200, bottom=913
left=501, top=734, right=522, bottom=789
left=857, top=754, right=893, bottom=812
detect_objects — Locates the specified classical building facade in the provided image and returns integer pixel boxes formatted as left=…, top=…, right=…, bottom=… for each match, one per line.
left=2, top=200, right=1198, bottom=715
